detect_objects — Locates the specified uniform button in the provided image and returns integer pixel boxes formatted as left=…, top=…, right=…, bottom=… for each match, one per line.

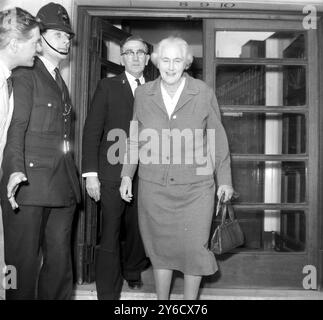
left=173, top=115, right=177, bottom=119
left=29, top=162, right=34, bottom=167
left=170, top=178, right=174, bottom=182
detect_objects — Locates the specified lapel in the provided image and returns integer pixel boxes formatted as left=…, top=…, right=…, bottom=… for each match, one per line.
left=35, top=57, right=71, bottom=110
left=173, top=73, right=199, bottom=114
left=118, top=72, right=134, bottom=107
left=35, top=57, right=62, bottom=98
left=147, top=73, right=200, bottom=116
left=146, top=77, right=168, bottom=115
left=35, top=57, right=69, bottom=100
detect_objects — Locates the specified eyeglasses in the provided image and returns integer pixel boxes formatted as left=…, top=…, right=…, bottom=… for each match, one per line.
left=121, top=49, right=147, bottom=58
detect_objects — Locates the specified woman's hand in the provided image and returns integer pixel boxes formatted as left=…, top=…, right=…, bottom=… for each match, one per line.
left=217, top=184, right=234, bottom=203
left=120, top=176, right=133, bottom=202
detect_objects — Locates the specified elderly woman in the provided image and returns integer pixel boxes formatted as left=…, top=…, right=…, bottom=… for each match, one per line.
left=120, top=36, right=234, bottom=300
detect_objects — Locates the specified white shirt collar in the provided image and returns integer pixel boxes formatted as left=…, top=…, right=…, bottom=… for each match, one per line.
left=0, top=59, right=11, bottom=81
left=38, top=56, right=58, bottom=79
left=161, top=77, right=186, bottom=100
left=125, top=71, right=145, bottom=95
left=161, top=77, right=186, bottom=118
left=125, top=71, right=145, bottom=85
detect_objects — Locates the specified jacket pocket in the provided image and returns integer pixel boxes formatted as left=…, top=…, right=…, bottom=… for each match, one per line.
left=29, top=96, right=61, bottom=133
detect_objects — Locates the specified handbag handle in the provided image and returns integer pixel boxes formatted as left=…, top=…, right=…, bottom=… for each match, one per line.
left=225, top=202, right=235, bottom=222
left=216, top=193, right=236, bottom=224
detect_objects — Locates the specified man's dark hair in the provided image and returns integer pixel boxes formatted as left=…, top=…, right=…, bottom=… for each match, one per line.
left=120, top=35, right=149, bottom=54
left=0, top=7, right=39, bottom=49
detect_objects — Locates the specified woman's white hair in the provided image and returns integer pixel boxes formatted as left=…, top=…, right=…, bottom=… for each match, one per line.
left=151, top=36, right=194, bottom=69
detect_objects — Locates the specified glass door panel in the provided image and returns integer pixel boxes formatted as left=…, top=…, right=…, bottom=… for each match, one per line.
left=222, top=113, right=306, bottom=154
left=231, top=161, right=306, bottom=203
left=215, top=31, right=306, bottom=59
left=216, top=65, right=306, bottom=106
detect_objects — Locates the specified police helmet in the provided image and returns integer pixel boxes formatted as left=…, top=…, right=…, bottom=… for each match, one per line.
left=36, top=2, right=75, bottom=38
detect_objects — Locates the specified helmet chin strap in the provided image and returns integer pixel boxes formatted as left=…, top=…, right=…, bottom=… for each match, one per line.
left=41, top=34, right=69, bottom=55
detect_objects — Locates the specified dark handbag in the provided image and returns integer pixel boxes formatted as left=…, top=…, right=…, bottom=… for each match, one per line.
left=210, top=195, right=244, bottom=255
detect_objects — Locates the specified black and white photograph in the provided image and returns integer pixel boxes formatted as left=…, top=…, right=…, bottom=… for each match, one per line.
left=0, top=0, right=323, bottom=304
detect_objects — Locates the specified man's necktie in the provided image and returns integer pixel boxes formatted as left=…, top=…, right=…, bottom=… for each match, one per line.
left=135, top=78, right=141, bottom=87
left=7, top=76, right=13, bottom=97
left=54, top=67, right=72, bottom=118
left=54, top=67, right=68, bottom=102
left=54, top=67, right=71, bottom=153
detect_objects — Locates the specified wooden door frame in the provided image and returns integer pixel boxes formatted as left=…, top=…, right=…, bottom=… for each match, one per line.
left=70, top=5, right=323, bottom=288
left=318, top=16, right=323, bottom=291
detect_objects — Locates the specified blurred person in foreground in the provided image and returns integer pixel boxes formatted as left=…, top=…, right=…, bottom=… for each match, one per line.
left=0, top=7, right=40, bottom=299
left=0, top=3, right=80, bottom=300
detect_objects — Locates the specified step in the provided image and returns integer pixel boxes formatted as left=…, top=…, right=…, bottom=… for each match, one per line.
left=73, top=284, right=323, bottom=300
left=73, top=267, right=323, bottom=300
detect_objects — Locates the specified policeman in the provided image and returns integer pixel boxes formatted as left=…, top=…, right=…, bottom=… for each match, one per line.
left=0, top=2, right=81, bottom=300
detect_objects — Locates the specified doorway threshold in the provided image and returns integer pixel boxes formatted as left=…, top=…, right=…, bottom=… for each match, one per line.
left=72, top=266, right=323, bottom=300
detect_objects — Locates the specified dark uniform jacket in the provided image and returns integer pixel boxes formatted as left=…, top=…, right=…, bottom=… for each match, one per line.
left=82, top=72, right=135, bottom=182
left=0, top=57, right=81, bottom=207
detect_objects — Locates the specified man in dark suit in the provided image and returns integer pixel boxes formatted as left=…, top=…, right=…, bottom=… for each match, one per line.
left=82, top=36, right=150, bottom=300
left=0, top=3, right=81, bottom=300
